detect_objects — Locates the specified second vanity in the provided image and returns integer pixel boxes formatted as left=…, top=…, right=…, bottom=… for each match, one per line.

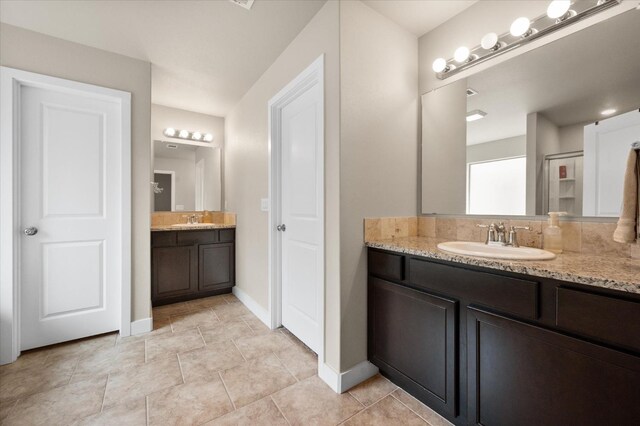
left=151, top=221, right=236, bottom=306
left=367, top=237, right=640, bottom=426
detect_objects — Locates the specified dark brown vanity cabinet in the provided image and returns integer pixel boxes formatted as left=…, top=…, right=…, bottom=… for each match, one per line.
left=152, top=229, right=235, bottom=306
left=367, top=248, right=640, bottom=426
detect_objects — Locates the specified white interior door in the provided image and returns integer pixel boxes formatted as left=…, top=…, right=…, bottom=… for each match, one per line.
left=278, top=66, right=324, bottom=354
left=19, top=81, right=125, bottom=350
left=584, top=110, right=640, bottom=216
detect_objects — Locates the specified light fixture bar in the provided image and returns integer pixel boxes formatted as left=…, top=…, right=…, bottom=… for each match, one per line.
left=163, top=127, right=213, bottom=143
left=435, top=0, right=621, bottom=80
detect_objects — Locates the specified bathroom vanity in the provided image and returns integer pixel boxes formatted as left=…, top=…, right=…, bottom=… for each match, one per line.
left=367, top=239, right=640, bottom=426
left=151, top=225, right=235, bottom=306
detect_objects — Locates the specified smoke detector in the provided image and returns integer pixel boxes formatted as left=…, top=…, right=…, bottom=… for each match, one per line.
left=229, top=0, right=254, bottom=10
left=466, top=88, right=478, bottom=97
left=166, top=144, right=178, bottom=149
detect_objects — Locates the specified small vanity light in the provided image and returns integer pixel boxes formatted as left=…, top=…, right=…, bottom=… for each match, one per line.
left=192, top=132, right=202, bottom=141
left=547, top=0, right=572, bottom=20
left=466, top=110, right=487, bottom=122
left=454, top=46, right=471, bottom=63
left=432, top=58, right=448, bottom=73
left=601, top=108, right=617, bottom=116
left=510, top=17, right=532, bottom=37
left=203, top=133, right=214, bottom=142
left=164, top=127, right=176, bottom=137
left=178, top=129, right=190, bottom=139
left=481, top=32, right=500, bottom=51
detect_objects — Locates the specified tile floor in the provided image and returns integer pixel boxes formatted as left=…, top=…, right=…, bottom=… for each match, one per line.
left=0, top=293, right=453, bottom=425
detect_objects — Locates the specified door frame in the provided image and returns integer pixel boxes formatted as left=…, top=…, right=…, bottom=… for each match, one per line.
left=267, top=55, right=324, bottom=357
left=0, top=66, right=132, bottom=364
left=154, top=169, right=176, bottom=211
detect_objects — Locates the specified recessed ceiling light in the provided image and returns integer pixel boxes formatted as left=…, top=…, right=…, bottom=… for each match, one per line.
left=466, top=110, right=487, bottom=122
left=601, top=108, right=617, bottom=116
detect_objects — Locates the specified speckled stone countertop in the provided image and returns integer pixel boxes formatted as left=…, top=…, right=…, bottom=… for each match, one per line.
left=151, top=224, right=236, bottom=232
left=366, top=237, right=640, bottom=295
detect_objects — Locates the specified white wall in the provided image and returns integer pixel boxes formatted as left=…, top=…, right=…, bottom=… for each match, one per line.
left=0, top=23, right=152, bottom=322
left=225, top=1, right=342, bottom=370
left=339, top=0, right=418, bottom=370
left=467, top=135, right=526, bottom=164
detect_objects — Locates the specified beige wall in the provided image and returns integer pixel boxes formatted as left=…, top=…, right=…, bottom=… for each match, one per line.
left=224, top=1, right=342, bottom=370
left=0, top=23, right=152, bottom=322
left=339, top=0, right=418, bottom=370
left=467, top=135, right=526, bottom=164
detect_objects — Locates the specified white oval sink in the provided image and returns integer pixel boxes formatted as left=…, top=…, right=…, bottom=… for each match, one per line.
left=437, top=241, right=556, bottom=260
left=171, top=223, right=216, bottom=228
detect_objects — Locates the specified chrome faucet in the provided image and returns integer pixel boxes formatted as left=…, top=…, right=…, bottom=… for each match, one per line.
left=182, top=214, right=202, bottom=224
left=477, top=222, right=530, bottom=247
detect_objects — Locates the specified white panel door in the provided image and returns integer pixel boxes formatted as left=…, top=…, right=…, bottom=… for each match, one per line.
left=584, top=110, right=640, bottom=217
left=280, top=80, right=323, bottom=354
left=20, top=84, right=123, bottom=350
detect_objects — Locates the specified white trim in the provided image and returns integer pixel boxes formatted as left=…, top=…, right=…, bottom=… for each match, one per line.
left=0, top=66, right=132, bottom=363
left=130, top=317, right=153, bottom=335
left=153, top=170, right=176, bottom=211
left=232, top=287, right=270, bottom=328
left=319, top=360, right=379, bottom=394
left=267, top=55, right=325, bottom=367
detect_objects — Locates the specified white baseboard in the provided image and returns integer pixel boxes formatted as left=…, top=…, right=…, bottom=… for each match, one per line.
left=319, top=360, right=379, bottom=393
left=232, top=286, right=271, bottom=328
left=130, top=317, right=153, bottom=335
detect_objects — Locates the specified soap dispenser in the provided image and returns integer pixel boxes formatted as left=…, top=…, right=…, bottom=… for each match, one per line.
left=543, top=211, right=566, bottom=254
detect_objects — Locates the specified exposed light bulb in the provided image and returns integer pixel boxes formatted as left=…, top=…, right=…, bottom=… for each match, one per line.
left=164, top=128, right=176, bottom=137
left=432, top=58, right=448, bottom=73
left=510, top=17, right=531, bottom=37
left=481, top=32, right=499, bottom=50
left=192, top=132, right=202, bottom=141
left=547, top=0, right=571, bottom=19
left=203, top=133, right=214, bottom=142
left=454, top=46, right=471, bottom=63
left=601, top=108, right=617, bottom=116
left=178, top=130, right=189, bottom=139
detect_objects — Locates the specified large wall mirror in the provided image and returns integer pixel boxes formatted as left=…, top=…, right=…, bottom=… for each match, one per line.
left=153, top=140, right=221, bottom=212
left=421, top=9, right=640, bottom=218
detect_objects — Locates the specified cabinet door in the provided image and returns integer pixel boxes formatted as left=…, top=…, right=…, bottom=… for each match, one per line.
left=467, top=306, right=640, bottom=426
left=369, top=277, right=457, bottom=417
left=152, top=245, right=197, bottom=302
left=199, top=243, right=235, bottom=291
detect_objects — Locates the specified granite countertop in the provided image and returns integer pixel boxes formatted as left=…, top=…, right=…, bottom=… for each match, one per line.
left=151, top=224, right=236, bottom=232
left=366, top=237, right=640, bottom=295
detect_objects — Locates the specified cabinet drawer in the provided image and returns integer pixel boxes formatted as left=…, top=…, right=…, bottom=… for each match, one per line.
left=219, top=228, right=235, bottom=242
left=410, top=258, right=539, bottom=320
left=556, top=287, right=640, bottom=353
left=176, top=230, right=217, bottom=245
left=368, top=250, right=404, bottom=281
left=151, top=231, right=177, bottom=247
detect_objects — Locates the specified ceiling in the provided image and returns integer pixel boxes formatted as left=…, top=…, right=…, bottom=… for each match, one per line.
left=362, top=0, right=477, bottom=37
left=464, top=8, right=640, bottom=145
left=0, top=0, right=326, bottom=117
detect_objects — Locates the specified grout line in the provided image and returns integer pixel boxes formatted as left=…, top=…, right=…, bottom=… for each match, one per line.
left=144, top=339, right=148, bottom=363
left=390, top=392, right=440, bottom=426
left=230, top=338, right=247, bottom=362
left=270, top=395, right=292, bottom=426
left=272, top=350, right=299, bottom=382
left=66, top=356, right=81, bottom=385
left=218, top=371, right=236, bottom=411
left=197, top=326, right=207, bottom=347
left=99, top=373, right=110, bottom=413
left=176, top=353, right=186, bottom=384
left=145, top=395, right=150, bottom=426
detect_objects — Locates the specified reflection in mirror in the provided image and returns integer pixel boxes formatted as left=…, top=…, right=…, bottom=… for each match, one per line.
left=153, top=140, right=221, bottom=212
left=421, top=9, right=640, bottom=218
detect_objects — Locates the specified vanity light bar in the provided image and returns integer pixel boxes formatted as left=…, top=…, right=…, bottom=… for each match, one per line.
left=433, top=0, right=621, bottom=80
left=163, top=127, right=213, bottom=143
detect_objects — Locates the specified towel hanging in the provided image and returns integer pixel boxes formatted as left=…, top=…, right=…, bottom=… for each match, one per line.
left=613, top=143, right=639, bottom=243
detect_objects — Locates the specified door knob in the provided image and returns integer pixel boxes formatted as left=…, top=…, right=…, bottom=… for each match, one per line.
left=24, top=227, right=38, bottom=236
left=276, top=224, right=286, bottom=232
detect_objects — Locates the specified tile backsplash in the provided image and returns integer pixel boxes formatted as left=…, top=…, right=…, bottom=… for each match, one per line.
left=151, top=211, right=236, bottom=227
left=364, top=216, right=638, bottom=259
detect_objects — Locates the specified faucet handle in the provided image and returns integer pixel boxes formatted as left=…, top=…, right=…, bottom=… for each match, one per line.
left=477, top=223, right=497, bottom=244
left=511, top=225, right=531, bottom=231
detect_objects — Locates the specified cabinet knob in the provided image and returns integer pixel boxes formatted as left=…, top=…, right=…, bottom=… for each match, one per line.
left=24, top=227, right=38, bottom=236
